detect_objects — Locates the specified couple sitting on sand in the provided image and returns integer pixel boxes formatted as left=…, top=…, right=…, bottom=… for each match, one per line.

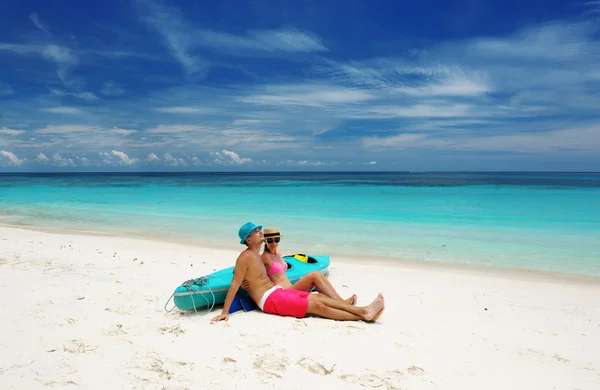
left=211, top=222, right=385, bottom=323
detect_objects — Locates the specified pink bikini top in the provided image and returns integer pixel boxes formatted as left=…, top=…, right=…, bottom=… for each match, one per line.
left=266, top=255, right=288, bottom=275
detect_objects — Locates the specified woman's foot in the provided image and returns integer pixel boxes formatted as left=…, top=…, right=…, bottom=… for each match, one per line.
left=344, top=294, right=357, bottom=305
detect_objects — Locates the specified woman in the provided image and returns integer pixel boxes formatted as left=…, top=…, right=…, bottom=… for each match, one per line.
left=261, top=227, right=357, bottom=305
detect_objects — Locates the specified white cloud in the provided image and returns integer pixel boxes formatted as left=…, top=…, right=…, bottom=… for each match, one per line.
left=52, top=153, right=75, bottom=167
left=146, top=124, right=208, bottom=133
left=465, top=21, right=596, bottom=62
left=42, top=107, right=84, bottom=114
left=0, top=43, right=44, bottom=55
left=78, top=156, right=91, bottom=166
left=36, top=153, right=49, bottom=162
left=36, top=125, right=95, bottom=134
left=28, top=13, right=79, bottom=85
left=133, top=0, right=208, bottom=75
left=350, top=104, right=472, bottom=119
left=29, top=13, right=51, bottom=35
left=320, top=60, right=491, bottom=97
left=312, top=20, right=599, bottom=129
left=277, top=160, right=338, bottom=166
left=99, top=150, right=137, bottom=166
left=198, top=28, right=327, bottom=53
left=211, top=150, right=252, bottom=165
left=0, top=150, right=24, bottom=166
left=108, top=127, right=137, bottom=136
left=363, top=133, right=429, bottom=150
left=154, top=106, right=211, bottom=114
left=362, top=124, right=600, bottom=153
left=163, top=153, right=186, bottom=166
left=395, top=76, right=489, bottom=97
left=456, top=125, right=600, bottom=153
left=147, top=153, right=160, bottom=161
left=1, top=42, right=78, bottom=78
left=42, top=45, right=79, bottom=86
left=134, top=0, right=326, bottom=74
left=1, top=14, right=88, bottom=88
left=231, top=119, right=275, bottom=126
left=0, top=128, right=25, bottom=136
left=51, top=89, right=98, bottom=101
left=240, top=84, right=376, bottom=107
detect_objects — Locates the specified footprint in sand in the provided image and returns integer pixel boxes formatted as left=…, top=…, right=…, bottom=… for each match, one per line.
left=104, top=323, right=127, bottom=336
left=407, top=366, right=425, bottom=376
left=340, top=369, right=405, bottom=390
left=34, top=379, right=78, bottom=387
left=553, top=355, right=569, bottom=363
left=104, top=305, right=134, bottom=315
left=344, top=323, right=367, bottom=335
left=292, top=320, right=308, bottom=331
left=253, top=353, right=290, bottom=373
left=147, top=357, right=175, bottom=380
left=63, top=339, right=98, bottom=354
left=296, top=357, right=335, bottom=375
left=158, top=323, right=185, bottom=337
left=525, top=348, right=544, bottom=356
left=127, top=353, right=192, bottom=383
left=347, top=323, right=366, bottom=330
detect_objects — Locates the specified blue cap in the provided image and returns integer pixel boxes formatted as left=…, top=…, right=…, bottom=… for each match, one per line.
left=238, top=222, right=262, bottom=244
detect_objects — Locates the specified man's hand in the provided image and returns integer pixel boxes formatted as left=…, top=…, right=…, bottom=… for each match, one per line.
left=211, top=312, right=229, bottom=323
left=211, top=253, right=248, bottom=324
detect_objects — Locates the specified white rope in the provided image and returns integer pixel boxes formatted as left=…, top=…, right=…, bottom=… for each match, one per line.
left=164, top=276, right=216, bottom=314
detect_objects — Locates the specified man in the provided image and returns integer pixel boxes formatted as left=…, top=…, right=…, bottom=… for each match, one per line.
left=210, top=222, right=384, bottom=323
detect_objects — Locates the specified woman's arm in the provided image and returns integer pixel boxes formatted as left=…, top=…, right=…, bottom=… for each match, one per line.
left=260, top=252, right=272, bottom=269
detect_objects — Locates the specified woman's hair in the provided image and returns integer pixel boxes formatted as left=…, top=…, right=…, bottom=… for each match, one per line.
left=264, top=242, right=271, bottom=253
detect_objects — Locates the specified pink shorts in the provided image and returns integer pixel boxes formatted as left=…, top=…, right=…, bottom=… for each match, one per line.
left=261, top=286, right=310, bottom=318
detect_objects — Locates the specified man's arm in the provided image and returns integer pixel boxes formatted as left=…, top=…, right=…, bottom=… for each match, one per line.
left=211, top=254, right=248, bottom=322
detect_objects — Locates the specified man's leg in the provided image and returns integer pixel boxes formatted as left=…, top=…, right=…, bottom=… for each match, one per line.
left=306, top=293, right=384, bottom=322
left=292, top=272, right=357, bottom=305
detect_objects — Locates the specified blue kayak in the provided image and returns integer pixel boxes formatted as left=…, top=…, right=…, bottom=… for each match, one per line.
left=170, top=254, right=331, bottom=312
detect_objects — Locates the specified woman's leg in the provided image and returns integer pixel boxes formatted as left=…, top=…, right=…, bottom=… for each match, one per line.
left=292, top=272, right=357, bottom=304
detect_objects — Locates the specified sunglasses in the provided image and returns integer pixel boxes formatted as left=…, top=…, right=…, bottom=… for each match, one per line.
left=266, top=237, right=281, bottom=244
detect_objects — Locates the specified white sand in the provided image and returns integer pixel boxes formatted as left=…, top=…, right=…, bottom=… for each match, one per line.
left=1, top=225, right=599, bottom=390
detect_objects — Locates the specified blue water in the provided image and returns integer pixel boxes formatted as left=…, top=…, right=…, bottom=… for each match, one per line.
left=1, top=172, right=599, bottom=276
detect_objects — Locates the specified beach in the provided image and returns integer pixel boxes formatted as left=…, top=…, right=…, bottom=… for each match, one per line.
left=1, top=225, right=599, bottom=390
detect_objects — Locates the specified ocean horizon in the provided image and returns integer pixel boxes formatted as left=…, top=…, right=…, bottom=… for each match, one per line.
left=1, top=171, right=599, bottom=276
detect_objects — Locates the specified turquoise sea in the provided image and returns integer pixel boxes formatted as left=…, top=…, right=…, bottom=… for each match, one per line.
left=1, top=172, right=599, bottom=276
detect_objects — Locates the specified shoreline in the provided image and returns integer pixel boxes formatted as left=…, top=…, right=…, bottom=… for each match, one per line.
left=2, top=221, right=599, bottom=285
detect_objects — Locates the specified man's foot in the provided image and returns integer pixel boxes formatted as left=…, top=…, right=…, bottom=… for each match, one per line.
left=370, top=307, right=385, bottom=322
left=362, top=294, right=384, bottom=322
left=345, top=294, right=357, bottom=305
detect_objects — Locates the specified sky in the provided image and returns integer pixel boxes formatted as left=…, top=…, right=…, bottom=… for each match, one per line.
left=1, top=0, right=599, bottom=172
